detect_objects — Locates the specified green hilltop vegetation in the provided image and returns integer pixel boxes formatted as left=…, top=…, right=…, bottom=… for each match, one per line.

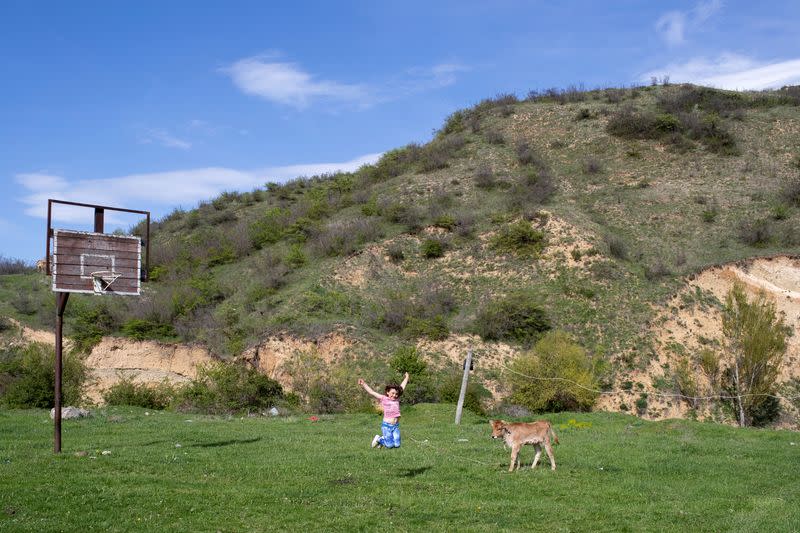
left=2, top=83, right=800, bottom=415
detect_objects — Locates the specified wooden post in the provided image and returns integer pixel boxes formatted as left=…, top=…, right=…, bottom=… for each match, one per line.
left=54, top=292, right=69, bottom=453
left=454, top=349, right=473, bottom=425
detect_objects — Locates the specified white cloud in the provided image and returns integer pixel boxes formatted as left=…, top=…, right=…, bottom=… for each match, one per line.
left=223, top=57, right=368, bottom=109
left=656, top=12, right=686, bottom=46
left=390, top=63, right=470, bottom=98
left=642, top=54, right=800, bottom=90
left=223, top=55, right=468, bottom=109
left=140, top=129, right=192, bottom=150
left=655, top=0, right=722, bottom=47
left=15, top=152, right=383, bottom=225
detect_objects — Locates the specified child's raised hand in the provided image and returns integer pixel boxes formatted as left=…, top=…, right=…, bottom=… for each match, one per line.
left=358, top=378, right=365, bottom=386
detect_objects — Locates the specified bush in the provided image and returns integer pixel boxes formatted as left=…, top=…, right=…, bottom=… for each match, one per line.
left=285, top=244, right=307, bottom=268
left=310, top=217, right=384, bottom=257
left=582, top=157, right=603, bottom=175
left=405, top=315, right=449, bottom=340
left=474, top=291, right=551, bottom=346
left=69, top=302, right=116, bottom=353
left=515, top=142, right=547, bottom=168
left=508, top=331, right=599, bottom=413
left=0, top=255, right=33, bottom=275
left=604, top=234, right=628, bottom=260
left=606, top=106, right=662, bottom=139
left=386, top=242, right=405, bottom=263
left=781, top=177, right=800, bottom=207
left=438, top=370, right=489, bottom=415
left=390, top=346, right=437, bottom=404
left=365, top=278, right=457, bottom=338
left=103, top=376, right=175, bottom=410
left=738, top=219, right=774, bottom=247
left=421, top=238, right=446, bottom=259
left=491, top=220, right=546, bottom=256
left=474, top=165, right=497, bottom=189
left=0, top=343, right=87, bottom=408
left=483, top=129, right=505, bottom=145
left=121, top=319, right=177, bottom=341
left=702, top=206, right=719, bottom=223
left=175, top=361, right=283, bottom=414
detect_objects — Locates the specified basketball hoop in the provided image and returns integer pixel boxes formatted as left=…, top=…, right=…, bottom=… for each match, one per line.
left=90, top=270, right=121, bottom=294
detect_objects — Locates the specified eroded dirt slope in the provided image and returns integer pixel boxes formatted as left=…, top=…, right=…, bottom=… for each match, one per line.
left=599, top=255, right=800, bottom=427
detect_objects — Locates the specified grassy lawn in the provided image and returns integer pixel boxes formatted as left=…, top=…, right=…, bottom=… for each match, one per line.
left=1, top=404, right=798, bottom=532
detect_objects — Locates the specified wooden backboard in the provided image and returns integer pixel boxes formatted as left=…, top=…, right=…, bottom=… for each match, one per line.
left=52, top=229, right=141, bottom=295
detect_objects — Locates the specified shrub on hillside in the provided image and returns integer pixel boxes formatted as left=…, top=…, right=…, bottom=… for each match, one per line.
left=508, top=331, right=599, bottom=412
left=121, top=319, right=177, bottom=341
left=0, top=255, right=33, bottom=275
left=438, top=369, right=490, bottom=415
left=103, top=375, right=175, bottom=410
left=582, top=157, right=603, bottom=175
left=474, top=291, right=551, bottom=346
left=491, top=220, right=546, bottom=257
left=606, top=106, right=662, bottom=139
left=505, top=167, right=557, bottom=212
left=421, top=238, right=446, bottom=259
left=781, top=177, right=800, bottom=207
left=309, top=217, right=384, bottom=257
left=737, top=219, right=774, bottom=247
left=389, top=346, right=437, bottom=404
left=0, top=342, right=87, bottom=408
left=69, top=302, right=117, bottom=353
left=364, top=278, right=457, bottom=339
left=175, top=361, right=283, bottom=414
left=604, top=234, right=629, bottom=260
left=515, top=142, right=547, bottom=169
left=474, top=165, right=497, bottom=189
left=405, top=315, right=449, bottom=340
left=483, top=128, right=505, bottom=145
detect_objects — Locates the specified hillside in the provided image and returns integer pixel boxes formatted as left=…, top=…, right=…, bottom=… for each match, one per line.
left=2, top=83, right=800, bottom=426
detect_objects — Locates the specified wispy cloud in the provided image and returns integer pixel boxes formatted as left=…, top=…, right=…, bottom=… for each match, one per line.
left=387, top=63, right=470, bottom=98
left=655, top=0, right=722, bottom=46
left=223, top=54, right=468, bottom=110
left=14, top=152, right=383, bottom=225
left=223, top=56, right=368, bottom=109
left=139, top=128, right=192, bottom=150
left=642, top=53, right=800, bottom=90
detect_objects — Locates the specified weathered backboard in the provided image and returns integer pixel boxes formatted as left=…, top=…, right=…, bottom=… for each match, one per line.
left=52, top=230, right=141, bottom=295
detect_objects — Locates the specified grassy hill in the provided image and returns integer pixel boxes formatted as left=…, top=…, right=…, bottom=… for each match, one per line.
left=2, top=83, right=800, bottom=420
left=1, top=405, right=798, bottom=531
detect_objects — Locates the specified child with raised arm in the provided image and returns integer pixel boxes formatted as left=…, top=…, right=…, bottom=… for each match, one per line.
left=358, top=372, right=409, bottom=449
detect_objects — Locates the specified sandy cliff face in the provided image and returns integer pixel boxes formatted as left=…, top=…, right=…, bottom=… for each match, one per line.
left=598, top=255, right=800, bottom=427
left=82, top=338, right=215, bottom=403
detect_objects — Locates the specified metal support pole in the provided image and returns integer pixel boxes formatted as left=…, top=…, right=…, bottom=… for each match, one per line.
left=54, top=292, right=69, bottom=453
left=454, top=349, right=473, bottom=425
left=94, top=207, right=104, bottom=233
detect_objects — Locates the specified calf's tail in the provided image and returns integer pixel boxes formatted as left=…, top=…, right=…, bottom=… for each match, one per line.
left=550, top=425, right=559, bottom=445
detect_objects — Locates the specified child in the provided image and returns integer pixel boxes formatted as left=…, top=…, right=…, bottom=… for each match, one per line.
left=358, top=372, right=409, bottom=449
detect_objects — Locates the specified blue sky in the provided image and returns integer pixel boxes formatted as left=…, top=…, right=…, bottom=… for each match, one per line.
left=2, top=0, right=799, bottom=262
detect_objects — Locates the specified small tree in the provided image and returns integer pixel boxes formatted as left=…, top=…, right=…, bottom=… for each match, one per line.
left=721, top=282, right=788, bottom=427
left=509, top=331, right=599, bottom=412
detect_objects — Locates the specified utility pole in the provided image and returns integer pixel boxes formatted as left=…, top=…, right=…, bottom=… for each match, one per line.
left=454, top=349, right=473, bottom=425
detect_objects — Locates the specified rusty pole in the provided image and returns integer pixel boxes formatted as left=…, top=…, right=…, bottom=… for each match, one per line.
left=54, top=292, right=69, bottom=453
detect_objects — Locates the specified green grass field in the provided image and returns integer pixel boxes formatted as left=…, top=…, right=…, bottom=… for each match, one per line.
left=2, top=404, right=798, bottom=532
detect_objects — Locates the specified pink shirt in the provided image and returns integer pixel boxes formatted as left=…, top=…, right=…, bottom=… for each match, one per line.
left=379, top=395, right=401, bottom=420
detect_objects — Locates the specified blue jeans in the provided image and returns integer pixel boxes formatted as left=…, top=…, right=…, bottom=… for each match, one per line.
left=379, top=421, right=401, bottom=448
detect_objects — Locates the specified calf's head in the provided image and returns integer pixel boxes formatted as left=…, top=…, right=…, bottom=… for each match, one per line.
left=489, top=419, right=507, bottom=439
